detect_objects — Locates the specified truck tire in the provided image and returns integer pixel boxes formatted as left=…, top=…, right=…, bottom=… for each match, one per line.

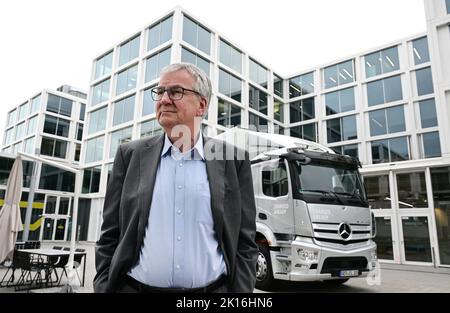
left=255, top=243, right=275, bottom=290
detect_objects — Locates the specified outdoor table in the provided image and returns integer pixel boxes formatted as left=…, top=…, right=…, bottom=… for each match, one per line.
left=18, top=249, right=87, bottom=287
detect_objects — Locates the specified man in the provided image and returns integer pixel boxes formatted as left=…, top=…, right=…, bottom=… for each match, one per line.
left=94, top=63, right=258, bottom=293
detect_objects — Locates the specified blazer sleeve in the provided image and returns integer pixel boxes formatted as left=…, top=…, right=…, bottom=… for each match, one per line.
left=93, top=145, right=126, bottom=293
left=229, top=151, right=258, bottom=293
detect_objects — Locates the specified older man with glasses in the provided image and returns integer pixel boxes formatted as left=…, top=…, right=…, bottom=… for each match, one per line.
left=94, top=63, right=258, bottom=293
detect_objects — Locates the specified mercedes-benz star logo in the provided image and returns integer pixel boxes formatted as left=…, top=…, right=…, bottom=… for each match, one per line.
left=338, top=223, right=352, bottom=240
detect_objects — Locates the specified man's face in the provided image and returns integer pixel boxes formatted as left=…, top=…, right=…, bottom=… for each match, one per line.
left=155, top=70, right=207, bottom=135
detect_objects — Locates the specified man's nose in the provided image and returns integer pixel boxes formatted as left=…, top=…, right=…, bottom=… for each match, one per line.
left=159, top=90, right=172, bottom=103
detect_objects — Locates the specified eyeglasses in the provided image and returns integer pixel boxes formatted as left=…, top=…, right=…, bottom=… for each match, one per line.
left=150, top=86, right=203, bottom=101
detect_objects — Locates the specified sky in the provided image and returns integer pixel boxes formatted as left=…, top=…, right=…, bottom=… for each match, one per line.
left=0, top=0, right=426, bottom=145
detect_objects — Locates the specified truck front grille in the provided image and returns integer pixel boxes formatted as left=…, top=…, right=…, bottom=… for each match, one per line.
left=320, top=257, right=368, bottom=276
left=312, top=222, right=371, bottom=245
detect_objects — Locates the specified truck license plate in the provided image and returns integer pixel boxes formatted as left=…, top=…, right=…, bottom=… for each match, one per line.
left=339, top=270, right=359, bottom=277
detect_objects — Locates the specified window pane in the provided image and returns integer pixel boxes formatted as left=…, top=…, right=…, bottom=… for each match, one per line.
left=402, top=217, right=432, bottom=262
left=262, top=163, right=288, bottom=198
left=389, top=137, right=409, bottom=162
left=113, top=95, right=135, bottom=126
left=338, top=60, right=354, bottom=85
left=110, top=127, right=132, bottom=158
left=384, top=75, right=403, bottom=103
left=327, top=118, right=341, bottom=143
left=325, top=91, right=339, bottom=115
left=419, top=98, right=438, bottom=128
left=343, top=144, right=358, bottom=159
left=40, top=137, right=54, bottom=156
left=53, top=140, right=67, bottom=158
left=143, top=88, right=156, bottom=116
left=88, top=107, right=107, bottom=134
left=140, top=119, right=162, bottom=138
left=413, top=37, right=430, bottom=65
left=340, top=87, right=355, bottom=112
left=182, top=16, right=196, bottom=47
left=381, top=47, right=400, bottom=74
left=197, top=24, right=211, bottom=55
left=367, top=79, right=384, bottom=106
left=416, top=67, right=434, bottom=96
left=56, top=118, right=70, bottom=137
left=85, top=136, right=104, bottom=163
left=342, top=115, right=357, bottom=141
left=47, top=94, right=60, bottom=114
left=365, top=51, right=382, bottom=78
left=274, top=75, right=283, bottom=98
left=423, top=131, right=441, bottom=158
left=303, top=123, right=316, bottom=142
left=374, top=217, right=394, bottom=259
left=369, top=109, right=387, bottom=136
left=116, top=65, right=137, bottom=95
left=387, top=105, right=405, bottom=133
left=43, top=115, right=58, bottom=135
left=324, top=65, right=338, bottom=89
left=273, top=100, right=283, bottom=123
left=229, top=73, right=242, bottom=102
left=397, top=172, right=428, bottom=208
left=160, top=16, right=173, bottom=45
left=217, top=99, right=241, bottom=127
left=371, top=139, right=390, bottom=164
left=249, top=86, right=268, bottom=115
left=430, top=166, right=450, bottom=265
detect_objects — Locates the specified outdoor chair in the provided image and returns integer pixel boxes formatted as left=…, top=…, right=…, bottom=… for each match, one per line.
left=48, top=254, right=69, bottom=286
left=0, top=249, right=21, bottom=288
left=73, top=249, right=86, bottom=285
left=14, top=251, right=51, bottom=291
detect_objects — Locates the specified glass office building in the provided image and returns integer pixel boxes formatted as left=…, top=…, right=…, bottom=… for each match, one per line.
left=1, top=85, right=87, bottom=241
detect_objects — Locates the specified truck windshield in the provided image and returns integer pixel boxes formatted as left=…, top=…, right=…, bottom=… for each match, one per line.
left=292, top=160, right=368, bottom=207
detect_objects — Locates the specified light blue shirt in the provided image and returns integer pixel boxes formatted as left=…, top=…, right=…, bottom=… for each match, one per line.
left=129, top=133, right=227, bottom=288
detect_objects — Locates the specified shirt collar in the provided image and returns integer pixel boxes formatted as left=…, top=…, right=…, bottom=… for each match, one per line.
left=161, top=132, right=205, bottom=161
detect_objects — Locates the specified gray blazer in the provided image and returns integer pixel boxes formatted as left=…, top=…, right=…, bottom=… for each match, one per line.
left=93, top=134, right=258, bottom=293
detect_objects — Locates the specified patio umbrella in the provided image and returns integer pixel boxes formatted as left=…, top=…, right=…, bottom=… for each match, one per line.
left=0, top=156, right=24, bottom=263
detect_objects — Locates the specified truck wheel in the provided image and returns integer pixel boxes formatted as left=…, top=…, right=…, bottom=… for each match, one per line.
left=255, top=243, right=275, bottom=290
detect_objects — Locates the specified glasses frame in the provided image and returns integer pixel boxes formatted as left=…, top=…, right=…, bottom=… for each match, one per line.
left=150, top=86, right=203, bottom=101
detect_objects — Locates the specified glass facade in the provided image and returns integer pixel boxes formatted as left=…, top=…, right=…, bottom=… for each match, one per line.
left=290, top=123, right=316, bottom=142
left=148, top=15, right=173, bottom=51
left=371, top=136, right=410, bottom=164
left=7, top=110, right=16, bottom=127
left=290, top=97, right=315, bottom=123
left=140, top=119, right=162, bottom=138
left=364, top=175, right=391, bottom=209
left=327, top=115, right=357, bottom=143
left=142, top=87, right=156, bottom=116
left=82, top=166, right=101, bottom=194
left=92, top=79, right=110, bottom=106
left=289, top=72, right=314, bottom=98
left=31, top=95, right=41, bottom=114
left=249, top=85, right=268, bottom=115
left=331, top=144, right=358, bottom=159
left=274, top=74, right=283, bottom=98
left=47, top=94, right=73, bottom=117
left=419, top=98, right=438, bottom=128
left=249, top=113, right=268, bottom=133
left=40, top=137, right=67, bottom=159
left=116, top=65, right=138, bottom=95
left=113, top=95, right=135, bottom=126
left=219, top=69, right=241, bottom=102
left=249, top=59, right=268, bottom=88
left=145, top=48, right=171, bottom=83
left=325, top=87, right=355, bottom=115
left=416, top=67, right=434, bottom=96
left=219, top=39, right=241, bottom=73
left=18, top=102, right=29, bottom=121
left=369, top=105, right=405, bottom=136
left=396, top=172, right=428, bottom=208
left=182, top=15, right=211, bottom=55
left=94, top=51, right=113, bottom=80
left=119, top=35, right=140, bottom=67
left=365, top=46, right=400, bottom=78
left=323, top=60, right=354, bottom=89
left=422, top=131, right=441, bottom=158
left=43, top=115, right=70, bottom=138
left=109, top=127, right=132, bottom=158
left=39, top=164, right=75, bottom=192
left=181, top=48, right=210, bottom=75
left=431, top=167, right=450, bottom=265
left=367, top=75, right=403, bottom=106
left=273, top=100, right=284, bottom=123
left=412, top=37, right=430, bottom=65
left=88, top=106, right=107, bottom=134
left=85, top=136, right=104, bottom=163
left=217, top=99, right=241, bottom=127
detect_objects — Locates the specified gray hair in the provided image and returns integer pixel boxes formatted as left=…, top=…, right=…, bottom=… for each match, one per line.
left=159, top=62, right=212, bottom=105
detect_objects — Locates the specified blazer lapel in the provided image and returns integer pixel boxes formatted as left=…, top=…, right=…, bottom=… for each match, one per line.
left=135, top=134, right=164, bottom=256
left=204, top=137, right=225, bottom=242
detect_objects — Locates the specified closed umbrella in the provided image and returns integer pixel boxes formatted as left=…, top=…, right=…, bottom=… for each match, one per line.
left=0, top=156, right=24, bottom=263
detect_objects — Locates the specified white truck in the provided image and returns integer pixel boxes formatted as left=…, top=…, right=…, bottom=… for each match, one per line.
left=217, top=128, right=377, bottom=290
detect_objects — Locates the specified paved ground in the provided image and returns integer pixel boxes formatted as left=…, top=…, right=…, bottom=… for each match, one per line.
left=1, top=242, right=449, bottom=293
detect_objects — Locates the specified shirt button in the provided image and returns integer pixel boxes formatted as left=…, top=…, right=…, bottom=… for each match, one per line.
left=177, top=185, right=183, bottom=190
left=179, top=163, right=183, bottom=167
left=177, top=209, right=182, bottom=215
left=177, top=236, right=182, bottom=241
left=176, top=265, right=181, bottom=269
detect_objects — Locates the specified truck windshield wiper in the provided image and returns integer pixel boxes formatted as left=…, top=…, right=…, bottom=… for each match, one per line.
left=334, top=190, right=366, bottom=204
left=300, top=189, right=345, bottom=205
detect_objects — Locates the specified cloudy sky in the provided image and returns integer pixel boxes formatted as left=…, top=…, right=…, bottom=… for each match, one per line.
left=0, top=0, right=426, bottom=145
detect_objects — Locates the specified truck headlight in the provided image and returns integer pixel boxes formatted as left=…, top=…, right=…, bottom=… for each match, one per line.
left=371, top=212, right=377, bottom=238
left=371, top=250, right=378, bottom=261
left=296, top=248, right=318, bottom=262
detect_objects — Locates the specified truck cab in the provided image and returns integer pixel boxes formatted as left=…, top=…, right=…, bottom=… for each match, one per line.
left=216, top=128, right=377, bottom=290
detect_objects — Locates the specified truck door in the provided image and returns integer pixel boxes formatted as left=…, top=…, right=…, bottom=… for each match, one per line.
left=255, top=159, right=294, bottom=234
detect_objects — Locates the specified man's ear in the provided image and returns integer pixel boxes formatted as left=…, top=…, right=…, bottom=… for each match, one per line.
left=197, top=97, right=208, bottom=116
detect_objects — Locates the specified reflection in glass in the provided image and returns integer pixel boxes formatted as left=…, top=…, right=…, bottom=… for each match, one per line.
left=217, top=99, right=241, bottom=127
left=43, top=218, right=54, bottom=240
left=55, top=219, right=66, bottom=240
left=374, top=217, right=394, bottom=260
left=431, top=167, right=450, bottom=265
left=419, top=98, right=438, bottom=128
left=416, top=67, right=434, bottom=96
left=364, top=175, right=391, bottom=209
left=412, top=37, right=430, bottom=65
left=422, top=132, right=441, bottom=158
left=402, top=216, right=432, bottom=263
left=396, top=172, right=428, bottom=208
